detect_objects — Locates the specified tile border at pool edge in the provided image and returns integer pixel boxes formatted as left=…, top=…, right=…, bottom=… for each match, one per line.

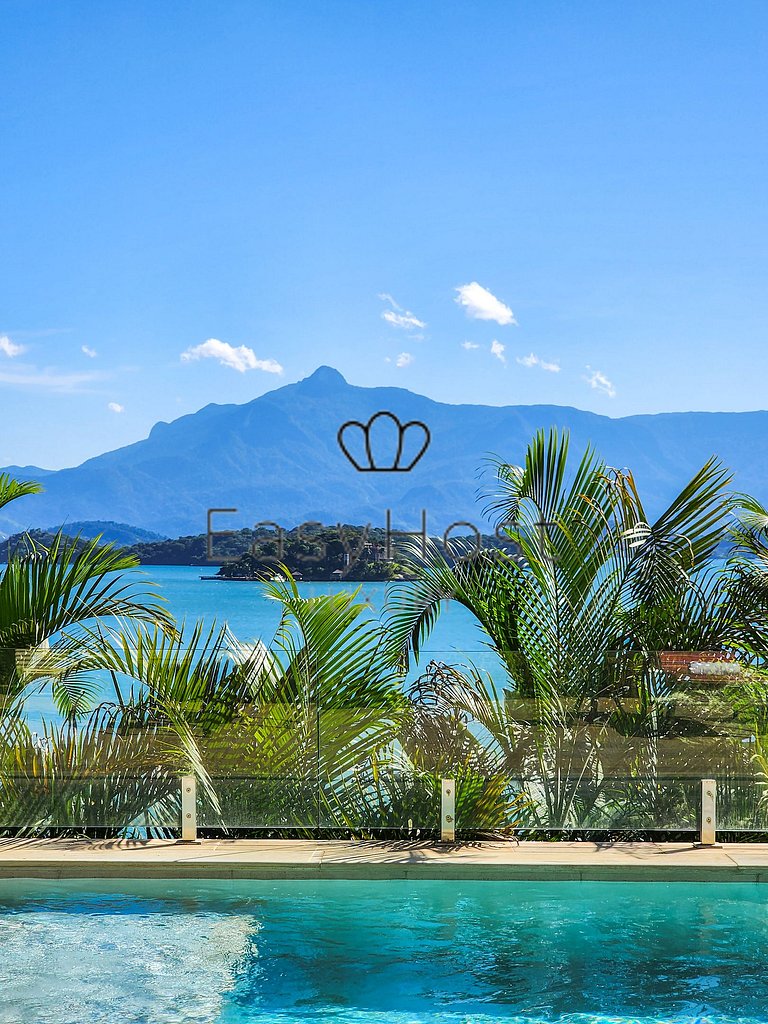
left=0, top=865, right=766, bottom=882
left=3, top=840, right=768, bottom=882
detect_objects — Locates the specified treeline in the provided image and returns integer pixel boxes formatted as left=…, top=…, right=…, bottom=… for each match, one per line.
left=2, top=523, right=516, bottom=576
left=215, top=524, right=404, bottom=581
left=2, top=526, right=273, bottom=565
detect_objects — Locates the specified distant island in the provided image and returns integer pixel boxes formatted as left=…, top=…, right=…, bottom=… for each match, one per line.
left=210, top=524, right=407, bottom=582
left=2, top=521, right=516, bottom=581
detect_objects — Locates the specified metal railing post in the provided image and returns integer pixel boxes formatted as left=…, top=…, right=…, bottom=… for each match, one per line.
left=440, top=778, right=455, bottom=843
left=699, top=778, right=717, bottom=846
left=179, top=774, right=199, bottom=844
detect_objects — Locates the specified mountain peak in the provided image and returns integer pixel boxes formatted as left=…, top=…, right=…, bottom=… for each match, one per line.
left=5, top=370, right=768, bottom=537
left=298, top=365, right=347, bottom=390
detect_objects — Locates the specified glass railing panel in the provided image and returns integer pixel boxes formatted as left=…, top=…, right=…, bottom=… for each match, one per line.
left=0, top=646, right=766, bottom=834
left=0, top=773, right=181, bottom=831
left=319, top=767, right=439, bottom=833
left=198, top=775, right=320, bottom=830
left=714, top=776, right=768, bottom=832
left=511, top=776, right=701, bottom=832
left=197, top=703, right=320, bottom=830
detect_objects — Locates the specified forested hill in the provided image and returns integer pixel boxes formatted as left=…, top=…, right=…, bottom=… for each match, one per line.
left=2, top=366, right=768, bottom=537
left=1, top=522, right=515, bottom=580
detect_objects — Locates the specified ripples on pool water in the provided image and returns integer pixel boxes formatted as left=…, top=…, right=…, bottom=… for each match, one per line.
left=0, top=879, right=766, bottom=1024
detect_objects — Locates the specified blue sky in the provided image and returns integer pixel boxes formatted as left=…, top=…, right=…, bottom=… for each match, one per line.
left=2, top=1, right=768, bottom=468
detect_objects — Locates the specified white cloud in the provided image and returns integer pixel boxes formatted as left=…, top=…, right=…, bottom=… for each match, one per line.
left=396, top=352, right=413, bottom=368
left=0, top=334, right=108, bottom=393
left=0, top=335, right=25, bottom=358
left=585, top=366, right=616, bottom=398
left=490, top=340, right=506, bottom=364
left=81, top=345, right=97, bottom=358
left=379, top=294, right=426, bottom=332
left=107, top=401, right=124, bottom=413
left=382, top=309, right=426, bottom=331
left=516, top=352, right=560, bottom=373
left=181, top=338, right=283, bottom=374
left=455, top=282, right=516, bottom=325
left=461, top=341, right=480, bottom=350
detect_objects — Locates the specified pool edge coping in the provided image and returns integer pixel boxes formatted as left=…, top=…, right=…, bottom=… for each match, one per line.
left=3, top=839, right=768, bottom=882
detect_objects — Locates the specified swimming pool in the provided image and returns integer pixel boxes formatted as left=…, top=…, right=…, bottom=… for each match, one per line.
left=0, top=878, right=765, bottom=1023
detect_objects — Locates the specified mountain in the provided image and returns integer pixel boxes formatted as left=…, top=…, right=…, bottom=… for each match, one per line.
left=0, top=465, right=53, bottom=479
left=44, top=521, right=167, bottom=545
left=2, top=521, right=166, bottom=557
left=2, top=365, right=768, bottom=537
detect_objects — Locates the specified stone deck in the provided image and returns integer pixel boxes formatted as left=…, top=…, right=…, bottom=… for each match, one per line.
left=2, top=838, right=768, bottom=881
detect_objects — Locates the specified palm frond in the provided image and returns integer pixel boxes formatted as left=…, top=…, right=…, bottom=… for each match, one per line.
left=0, top=474, right=43, bottom=513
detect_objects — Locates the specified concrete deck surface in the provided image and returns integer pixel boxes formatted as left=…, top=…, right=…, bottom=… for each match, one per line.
left=3, top=838, right=768, bottom=881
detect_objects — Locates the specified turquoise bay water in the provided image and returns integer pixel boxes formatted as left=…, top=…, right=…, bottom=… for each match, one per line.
left=20, top=566, right=502, bottom=727
left=148, top=566, right=490, bottom=658
left=1, top=878, right=767, bottom=1023
left=13, top=560, right=739, bottom=721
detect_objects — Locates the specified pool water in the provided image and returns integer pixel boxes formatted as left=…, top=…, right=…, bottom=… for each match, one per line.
left=0, top=878, right=766, bottom=1023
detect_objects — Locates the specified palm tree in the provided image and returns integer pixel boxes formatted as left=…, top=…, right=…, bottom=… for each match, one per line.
left=0, top=471, right=541, bottom=837
left=0, top=619, right=262, bottom=834
left=386, top=428, right=754, bottom=828
left=0, top=573, right=407, bottom=836
left=196, top=577, right=407, bottom=831
left=0, top=472, right=179, bottom=832
left=0, top=474, right=174, bottom=716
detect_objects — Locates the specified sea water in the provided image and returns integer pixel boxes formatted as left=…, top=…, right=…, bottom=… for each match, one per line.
left=148, top=566, right=491, bottom=659
left=20, top=567, right=503, bottom=727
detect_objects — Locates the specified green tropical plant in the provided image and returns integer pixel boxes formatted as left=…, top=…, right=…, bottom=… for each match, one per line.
left=386, top=428, right=767, bottom=828
left=0, top=473, right=174, bottom=719
left=6, top=447, right=768, bottom=838
left=194, top=577, right=407, bottom=831
left=0, top=473, right=179, bottom=832
left=0, top=574, right=407, bottom=836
